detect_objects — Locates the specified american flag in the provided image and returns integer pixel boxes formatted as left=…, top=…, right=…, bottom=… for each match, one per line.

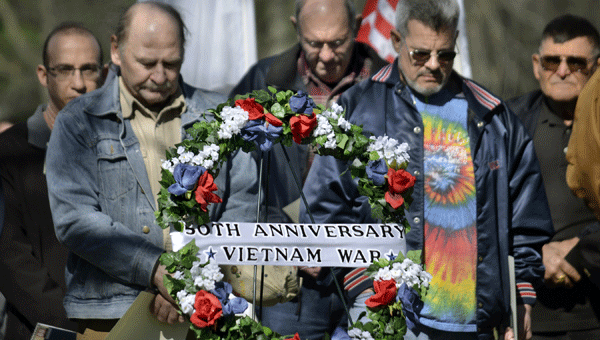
left=356, top=0, right=399, bottom=63
left=355, top=0, right=472, bottom=78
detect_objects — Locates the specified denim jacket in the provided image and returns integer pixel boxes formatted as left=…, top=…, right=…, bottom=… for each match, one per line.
left=46, top=71, right=259, bottom=319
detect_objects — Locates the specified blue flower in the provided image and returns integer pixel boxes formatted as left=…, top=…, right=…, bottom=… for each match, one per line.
left=210, top=281, right=232, bottom=303
left=397, top=283, right=423, bottom=331
left=223, top=296, right=248, bottom=315
left=211, top=282, right=248, bottom=316
left=366, top=159, right=388, bottom=186
left=167, top=164, right=206, bottom=196
left=241, top=119, right=283, bottom=152
left=289, top=91, right=316, bottom=115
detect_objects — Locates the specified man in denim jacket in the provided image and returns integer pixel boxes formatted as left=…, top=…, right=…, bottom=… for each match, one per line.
left=45, top=2, right=258, bottom=338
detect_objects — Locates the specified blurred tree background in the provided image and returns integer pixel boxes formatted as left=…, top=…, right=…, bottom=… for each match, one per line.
left=1, top=0, right=599, bottom=123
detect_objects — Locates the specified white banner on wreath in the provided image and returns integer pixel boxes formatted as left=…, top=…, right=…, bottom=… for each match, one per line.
left=171, top=222, right=407, bottom=267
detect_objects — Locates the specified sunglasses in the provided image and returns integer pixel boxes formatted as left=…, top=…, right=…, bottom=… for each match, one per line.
left=540, top=55, right=594, bottom=73
left=408, top=48, right=457, bottom=65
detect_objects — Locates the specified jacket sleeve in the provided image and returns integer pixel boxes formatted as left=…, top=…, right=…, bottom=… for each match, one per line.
left=504, top=105, right=554, bottom=304
left=209, top=149, right=260, bottom=223
left=46, top=110, right=164, bottom=289
left=0, top=171, right=73, bottom=330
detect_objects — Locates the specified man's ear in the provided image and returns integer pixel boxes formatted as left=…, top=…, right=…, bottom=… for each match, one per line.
left=354, top=14, right=363, bottom=36
left=290, top=16, right=298, bottom=30
left=532, top=53, right=541, bottom=81
left=110, top=35, right=121, bottom=66
left=36, top=65, right=49, bottom=88
left=390, top=29, right=402, bottom=53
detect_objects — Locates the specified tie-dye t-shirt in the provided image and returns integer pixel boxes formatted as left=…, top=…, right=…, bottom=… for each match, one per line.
left=413, top=92, right=477, bottom=332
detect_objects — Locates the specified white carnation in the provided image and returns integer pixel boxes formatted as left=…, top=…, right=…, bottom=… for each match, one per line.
left=178, top=151, right=194, bottom=163
left=161, top=160, right=174, bottom=173
left=180, top=294, right=196, bottom=316
left=337, top=117, right=352, bottom=132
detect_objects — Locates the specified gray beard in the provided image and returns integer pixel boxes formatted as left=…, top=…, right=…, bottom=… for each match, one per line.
left=397, top=64, right=447, bottom=97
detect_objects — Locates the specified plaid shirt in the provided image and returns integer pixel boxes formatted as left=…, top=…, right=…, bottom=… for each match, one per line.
left=297, top=51, right=373, bottom=107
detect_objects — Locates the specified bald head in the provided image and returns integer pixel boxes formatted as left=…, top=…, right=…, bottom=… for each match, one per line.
left=110, top=1, right=184, bottom=109
left=115, top=1, right=186, bottom=53
left=294, top=0, right=357, bottom=36
left=293, top=0, right=357, bottom=84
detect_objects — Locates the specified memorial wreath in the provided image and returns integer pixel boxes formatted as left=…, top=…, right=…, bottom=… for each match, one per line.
left=156, top=88, right=429, bottom=339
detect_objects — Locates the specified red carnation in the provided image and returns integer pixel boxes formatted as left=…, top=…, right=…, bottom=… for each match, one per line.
left=385, top=168, right=415, bottom=209
left=289, top=113, right=317, bottom=144
left=365, top=279, right=397, bottom=308
left=284, top=333, right=301, bottom=340
left=265, top=113, right=283, bottom=127
left=235, top=98, right=265, bottom=120
left=190, top=290, right=223, bottom=328
left=194, top=171, right=223, bottom=212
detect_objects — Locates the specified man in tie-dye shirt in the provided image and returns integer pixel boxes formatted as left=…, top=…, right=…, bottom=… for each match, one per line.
left=301, top=0, right=554, bottom=339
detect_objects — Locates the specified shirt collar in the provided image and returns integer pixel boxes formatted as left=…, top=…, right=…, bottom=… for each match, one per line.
left=119, top=76, right=186, bottom=122
left=297, top=48, right=372, bottom=106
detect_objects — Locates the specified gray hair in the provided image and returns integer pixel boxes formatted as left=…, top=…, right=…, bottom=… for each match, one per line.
left=294, top=0, right=357, bottom=36
left=395, top=0, right=459, bottom=37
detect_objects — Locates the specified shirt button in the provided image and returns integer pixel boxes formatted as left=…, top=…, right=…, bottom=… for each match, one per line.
left=477, top=121, right=484, bottom=128
left=478, top=302, right=483, bottom=308
left=563, top=147, right=568, bottom=154
left=142, top=226, right=150, bottom=234
left=413, top=170, right=420, bottom=176
left=413, top=217, right=420, bottom=224
left=396, top=88, right=402, bottom=95
left=413, top=126, right=421, bottom=134
left=479, top=256, right=483, bottom=262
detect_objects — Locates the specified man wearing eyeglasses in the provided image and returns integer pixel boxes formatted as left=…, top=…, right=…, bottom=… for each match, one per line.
left=44, top=3, right=259, bottom=338
left=301, top=0, right=553, bottom=339
left=0, top=22, right=103, bottom=340
left=229, top=1, right=386, bottom=339
left=506, top=15, right=600, bottom=340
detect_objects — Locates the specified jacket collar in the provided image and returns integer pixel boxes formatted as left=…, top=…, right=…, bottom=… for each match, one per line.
left=266, top=42, right=389, bottom=91
left=84, top=65, right=198, bottom=126
left=372, top=59, right=503, bottom=120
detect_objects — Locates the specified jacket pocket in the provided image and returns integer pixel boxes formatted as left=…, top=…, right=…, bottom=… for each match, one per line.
left=96, top=139, right=136, bottom=200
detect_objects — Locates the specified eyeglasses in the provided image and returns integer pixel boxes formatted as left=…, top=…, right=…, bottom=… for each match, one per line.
left=407, top=48, right=457, bottom=65
left=47, top=64, right=101, bottom=81
left=303, top=36, right=350, bottom=51
left=540, top=55, right=596, bottom=74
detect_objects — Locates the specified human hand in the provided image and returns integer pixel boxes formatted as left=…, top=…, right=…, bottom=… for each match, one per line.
left=299, top=266, right=321, bottom=278
left=504, top=304, right=532, bottom=340
left=150, top=263, right=185, bottom=324
left=150, top=293, right=185, bottom=324
left=542, top=238, right=581, bottom=288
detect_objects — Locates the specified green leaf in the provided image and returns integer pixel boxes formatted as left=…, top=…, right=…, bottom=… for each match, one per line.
left=270, top=102, right=285, bottom=118
left=337, top=133, right=349, bottom=149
